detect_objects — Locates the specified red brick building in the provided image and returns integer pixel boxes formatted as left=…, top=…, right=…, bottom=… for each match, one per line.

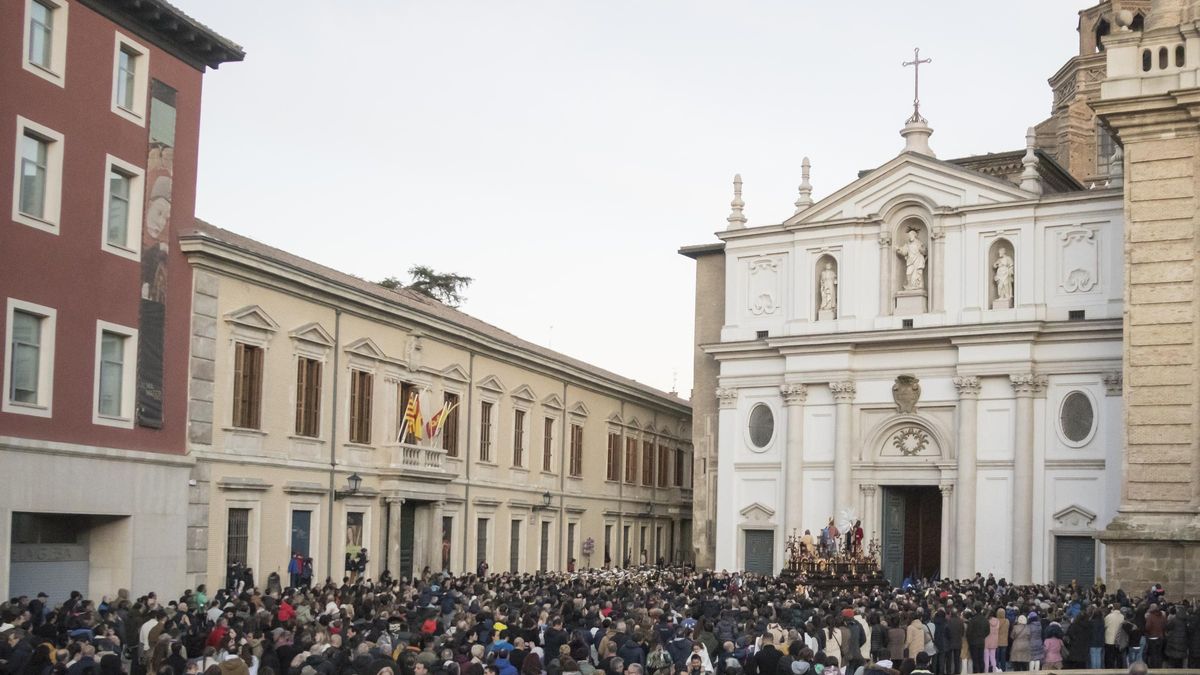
left=0, top=0, right=240, bottom=600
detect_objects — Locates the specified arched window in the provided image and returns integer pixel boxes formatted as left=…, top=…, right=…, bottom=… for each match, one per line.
left=1160, top=46, right=1169, bottom=70
left=1131, top=13, right=1144, bottom=32
left=1143, top=49, right=1153, bottom=72
left=1176, top=45, right=1185, bottom=68
left=1095, top=19, right=1110, bottom=53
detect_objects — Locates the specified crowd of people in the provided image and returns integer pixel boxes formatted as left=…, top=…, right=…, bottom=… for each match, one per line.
left=0, top=567, right=1195, bottom=675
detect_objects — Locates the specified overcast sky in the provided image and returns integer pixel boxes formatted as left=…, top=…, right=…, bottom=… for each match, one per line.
left=174, top=0, right=1095, bottom=398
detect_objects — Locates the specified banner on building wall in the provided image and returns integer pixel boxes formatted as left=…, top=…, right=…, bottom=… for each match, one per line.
left=136, top=80, right=177, bottom=429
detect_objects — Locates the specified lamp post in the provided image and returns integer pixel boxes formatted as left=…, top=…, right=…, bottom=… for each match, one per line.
left=334, top=473, right=363, bottom=500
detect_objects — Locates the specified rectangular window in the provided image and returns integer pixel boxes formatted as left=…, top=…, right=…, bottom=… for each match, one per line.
left=479, top=401, right=493, bottom=461
left=543, top=416, right=554, bottom=471
left=640, top=526, right=647, bottom=562
left=476, top=517, right=489, bottom=569
left=226, top=508, right=250, bottom=567
left=294, top=357, right=322, bottom=437
left=658, top=444, right=670, bottom=487
left=442, top=392, right=460, bottom=456
left=622, top=525, right=631, bottom=565
left=569, top=423, right=583, bottom=477
left=23, top=0, right=66, bottom=85
left=441, top=516, right=453, bottom=571
left=97, top=332, right=125, bottom=417
left=12, top=117, right=63, bottom=232
left=625, top=437, right=638, bottom=484
left=509, top=519, right=521, bottom=573
left=567, top=522, right=576, bottom=565
left=604, top=524, right=612, bottom=566
left=642, top=439, right=655, bottom=486
left=10, top=311, right=41, bottom=405
left=93, top=322, right=136, bottom=428
left=674, top=448, right=685, bottom=487
left=349, top=369, right=373, bottom=444
left=606, top=433, right=620, bottom=481
left=111, top=33, right=149, bottom=124
left=232, top=342, right=263, bottom=429
left=290, top=509, right=312, bottom=558
left=101, top=155, right=144, bottom=258
left=28, top=1, right=53, bottom=68
left=106, top=169, right=130, bottom=246
left=4, top=300, right=55, bottom=417
left=540, top=521, right=550, bottom=572
left=513, top=408, right=526, bottom=466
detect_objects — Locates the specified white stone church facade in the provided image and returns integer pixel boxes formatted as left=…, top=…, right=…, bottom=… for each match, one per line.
left=691, top=114, right=1126, bottom=583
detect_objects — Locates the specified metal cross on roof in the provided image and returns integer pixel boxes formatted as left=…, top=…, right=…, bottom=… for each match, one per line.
left=902, top=47, right=932, bottom=123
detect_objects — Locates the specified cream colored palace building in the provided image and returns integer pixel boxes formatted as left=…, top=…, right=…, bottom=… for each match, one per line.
left=178, top=220, right=692, bottom=588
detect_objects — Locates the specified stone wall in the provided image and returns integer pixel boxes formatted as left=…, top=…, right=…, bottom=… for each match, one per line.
left=688, top=248, right=724, bottom=569
left=186, top=270, right=218, bottom=587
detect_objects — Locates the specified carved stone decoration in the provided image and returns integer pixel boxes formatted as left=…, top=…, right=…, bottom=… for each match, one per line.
left=818, top=261, right=838, bottom=319
left=895, top=228, right=927, bottom=291
left=1053, top=504, right=1097, bottom=529
left=748, top=257, right=780, bottom=316
left=1060, top=229, right=1099, bottom=293
left=715, top=387, right=739, bottom=409
left=993, top=247, right=1014, bottom=308
left=892, top=375, right=921, bottom=413
left=830, top=381, right=857, bottom=403
left=1010, top=373, right=1049, bottom=396
left=1103, top=372, right=1123, bottom=397
left=404, top=333, right=424, bottom=371
left=953, top=375, right=982, bottom=398
left=780, top=383, right=808, bottom=406
left=891, top=427, right=930, bottom=456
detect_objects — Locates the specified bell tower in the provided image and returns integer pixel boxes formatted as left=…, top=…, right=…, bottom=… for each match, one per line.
left=1036, top=1, right=1150, bottom=185
left=1094, top=0, right=1200, bottom=596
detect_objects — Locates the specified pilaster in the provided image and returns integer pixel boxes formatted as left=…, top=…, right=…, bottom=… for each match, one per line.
left=952, top=375, right=980, bottom=579
left=831, top=381, right=856, bottom=517
left=781, top=384, right=808, bottom=536
left=1010, top=373, right=1046, bottom=584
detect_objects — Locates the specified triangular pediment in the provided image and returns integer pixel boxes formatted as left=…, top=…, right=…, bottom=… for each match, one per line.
left=1053, top=504, right=1098, bottom=528
left=512, top=384, right=537, bottom=402
left=440, top=364, right=470, bottom=383
left=606, top=411, right=624, bottom=425
left=786, top=152, right=1035, bottom=226
left=568, top=401, right=591, bottom=418
left=627, top=416, right=642, bottom=429
left=739, top=502, right=776, bottom=523
left=477, top=374, right=506, bottom=393
left=289, top=322, right=334, bottom=347
left=541, top=393, right=564, bottom=410
left=344, top=337, right=387, bottom=360
left=224, top=305, right=279, bottom=332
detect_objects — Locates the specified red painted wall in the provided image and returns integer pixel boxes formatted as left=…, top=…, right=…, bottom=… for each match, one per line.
left=0, top=0, right=204, bottom=454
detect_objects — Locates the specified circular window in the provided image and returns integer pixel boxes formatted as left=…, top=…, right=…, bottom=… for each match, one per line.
left=748, top=404, right=775, bottom=449
left=1059, top=391, right=1096, bottom=445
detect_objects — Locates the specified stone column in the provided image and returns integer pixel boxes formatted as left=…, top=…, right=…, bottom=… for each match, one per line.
left=714, top=387, right=739, bottom=570
left=931, top=227, right=946, bottom=312
left=1010, top=373, right=1046, bottom=584
left=878, top=232, right=892, bottom=316
left=781, top=384, right=808, bottom=536
left=830, top=381, right=857, bottom=518
left=386, top=496, right=404, bottom=579
left=860, top=483, right=878, bottom=543
left=953, top=376, right=981, bottom=579
left=939, top=484, right=953, bottom=577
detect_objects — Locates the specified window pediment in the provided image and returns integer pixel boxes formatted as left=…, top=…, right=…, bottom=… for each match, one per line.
left=344, top=337, right=387, bottom=361
left=225, top=305, right=279, bottom=333
left=512, top=384, right=537, bottom=402
left=569, top=401, right=591, bottom=418
left=289, top=322, right=334, bottom=348
left=477, top=374, right=506, bottom=393
left=541, top=393, right=564, bottom=410
left=1053, top=504, right=1097, bottom=529
left=440, top=363, right=470, bottom=383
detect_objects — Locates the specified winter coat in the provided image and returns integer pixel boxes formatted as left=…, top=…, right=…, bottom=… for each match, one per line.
left=985, top=618, right=999, bottom=650
left=905, top=622, right=925, bottom=659
left=1145, top=610, right=1166, bottom=639
left=617, top=641, right=645, bottom=668
left=1187, top=614, right=1200, bottom=660
left=1042, top=637, right=1063, bottom=666
left=945, top=617, right=965, bottom=651
left=1028, top=620, right=1044, bottom=662
left=869, top=626, right=886, bottom=657
left=1009, top=624, right=1031, bottom=663
left=1065, top=619, right=1090, bottom=663
left=1166, top=615, right=1189, bottom=660
left=966, top=615, right=989, bottom=649
left=995, top=616, right=1009, bottom=648
left=887, top=628, right=906, bottom=661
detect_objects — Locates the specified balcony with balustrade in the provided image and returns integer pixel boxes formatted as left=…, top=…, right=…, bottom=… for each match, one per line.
left=383, top=442, right=454, bottom=482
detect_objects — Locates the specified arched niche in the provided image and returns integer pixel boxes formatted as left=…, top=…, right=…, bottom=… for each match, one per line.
left=814, top=254, right=838, bottom=321
left=988, top=238, right=1015, bottom=310
left=864, top=414, right=951, bottom=463
left=893, top=217, right=929, bottom=313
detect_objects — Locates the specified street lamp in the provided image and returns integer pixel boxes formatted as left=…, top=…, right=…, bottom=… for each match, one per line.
left=533, top=491, right=553, bottom=511
left=335, top=473, right=363, bottom=500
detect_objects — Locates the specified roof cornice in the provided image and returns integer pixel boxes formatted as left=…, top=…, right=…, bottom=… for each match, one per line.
left=79, top=0, right=244, bottom=71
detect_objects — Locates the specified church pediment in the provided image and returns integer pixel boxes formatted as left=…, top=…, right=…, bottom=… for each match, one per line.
left=787, top=153, right=1035, bottom=226
left=1053, top=504, right=1098, bottom=529
left=739, top=502, right=776, bottom=523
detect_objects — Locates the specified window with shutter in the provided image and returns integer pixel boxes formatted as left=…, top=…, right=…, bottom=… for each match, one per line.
left=642, top=440, right=654, bottom=486
left=479, top=402, right=493, bottom=461
left=442, top=392, right=460, bottom=455
left=232, top=342, right=263, bottom=429
left=513, top=409, right=525, bottom=466
left=569, top=424, right=583, bottom=477
left=543, top=417, right=554, bottom=471
left=295, top=357, right=321, bottom=437
left=349, top=370, right=373, bottom=444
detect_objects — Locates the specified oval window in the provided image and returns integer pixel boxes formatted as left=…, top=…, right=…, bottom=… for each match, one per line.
left=1060, top=391, right=1095, bottom=444
left=748, top=404, right=775, bottom=449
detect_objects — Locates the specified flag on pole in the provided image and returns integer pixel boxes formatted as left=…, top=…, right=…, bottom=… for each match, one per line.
left=403, top=391, right=424, bottom=441
left=426, top=401, right=459, bottom=439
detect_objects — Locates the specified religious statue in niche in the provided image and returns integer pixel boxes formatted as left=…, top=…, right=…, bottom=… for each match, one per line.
left=895, top=228, right=926, bottom=291
left=993, top=247, right=1014, bottom=309
left=818, top=261, right=837, bottom=321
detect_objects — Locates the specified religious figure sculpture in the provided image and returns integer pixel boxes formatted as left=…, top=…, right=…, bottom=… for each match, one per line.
left=819, top=262, right=837, bottom=318
left=993, top=247, right=1014, bottom=308
left=895, top=228, right=926, bottom=290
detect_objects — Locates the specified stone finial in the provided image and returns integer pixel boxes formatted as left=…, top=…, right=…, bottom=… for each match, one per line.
left=1109, top=143, right=1125, bottom=188
left=794, top=157, right=814, bottom=214
left=900, top=119, right=936, bottom=157
left=727, top=174, right=747, bottom=230
left=1019, top=127, right=1043, bottom=195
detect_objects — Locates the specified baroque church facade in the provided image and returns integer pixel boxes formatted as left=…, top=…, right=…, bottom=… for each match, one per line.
left=683, top=0, right=1157, bottom=585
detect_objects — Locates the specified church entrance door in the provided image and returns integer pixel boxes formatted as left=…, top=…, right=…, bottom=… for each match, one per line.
left=881, top=485, right=941, bottom=584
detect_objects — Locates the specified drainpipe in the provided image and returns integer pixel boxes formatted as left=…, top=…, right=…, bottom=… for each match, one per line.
left=462, top=352, right=475, bottom=572
left=326, top=309, right=341, bottom=582
left=618, top=401, right=625, bottom=565
left=559, top=380, right=567, bottom=569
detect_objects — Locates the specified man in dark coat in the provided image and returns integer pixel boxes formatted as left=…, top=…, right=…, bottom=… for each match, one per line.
left=966, top=609, right=989, bottom=674
left=752, top=637, right=781, bottom=675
